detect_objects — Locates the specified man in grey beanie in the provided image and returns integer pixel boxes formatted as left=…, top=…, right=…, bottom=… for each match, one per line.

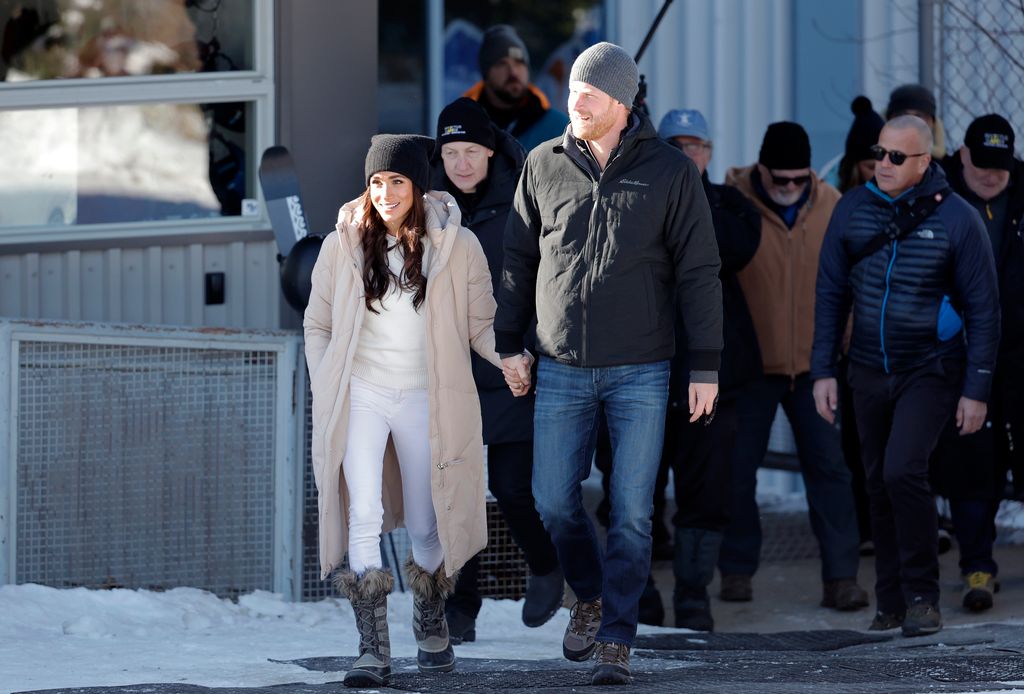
left=495, top=40, right=723, bottom=686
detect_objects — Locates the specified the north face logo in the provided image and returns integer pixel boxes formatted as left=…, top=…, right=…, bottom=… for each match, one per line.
left=915, top=229, right=934, bottom=239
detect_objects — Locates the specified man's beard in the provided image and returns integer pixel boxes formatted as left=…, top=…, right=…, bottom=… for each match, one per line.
left=571, top=106, right=617, bottom=141
left=768, top=187, right=805, bottom=206
left=490, top=79, right=527, bottom=107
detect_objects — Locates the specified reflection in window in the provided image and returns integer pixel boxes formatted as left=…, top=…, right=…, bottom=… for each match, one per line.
left=378, top=0, right=426, bottom=134
left=0, top=0, right=252, bottom=82
left=443, top=1, right=604, bottom=111
left=0, top=100, right=249, bottom=226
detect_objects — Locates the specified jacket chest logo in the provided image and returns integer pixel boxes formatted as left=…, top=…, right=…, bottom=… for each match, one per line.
left=913, top=229, right=935, bottom=240
left=620, top=178, right=650, bottom=188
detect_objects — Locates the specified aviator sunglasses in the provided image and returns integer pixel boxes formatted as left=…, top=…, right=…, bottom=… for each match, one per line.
left=869, top=144, right=928, bottom=166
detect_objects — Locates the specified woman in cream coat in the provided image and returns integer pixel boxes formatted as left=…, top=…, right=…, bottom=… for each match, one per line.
left=303, top=134, right=529, bottom=688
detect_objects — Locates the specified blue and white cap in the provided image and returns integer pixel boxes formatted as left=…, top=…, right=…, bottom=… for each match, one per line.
left=657, top=109, right=710, bottom=142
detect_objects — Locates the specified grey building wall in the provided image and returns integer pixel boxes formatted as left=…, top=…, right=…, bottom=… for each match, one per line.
left=275, top=0, right=379, bottom=329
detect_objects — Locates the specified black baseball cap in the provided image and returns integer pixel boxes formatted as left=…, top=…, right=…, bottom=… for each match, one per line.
left=964, top=114, right=1015, bottom=171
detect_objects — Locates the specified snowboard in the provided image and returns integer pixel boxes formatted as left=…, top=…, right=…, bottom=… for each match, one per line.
left=259, top=145, right=310, bottom=257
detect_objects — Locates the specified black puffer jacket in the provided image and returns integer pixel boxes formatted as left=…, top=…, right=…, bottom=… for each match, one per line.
left=669, top=174, right=762, bottom=408
left=812, top=164, right=1000, bottom=402
left=941, top=154, right=1024, bottom=407
left=495, top=111, right=723, bottom=370
left=430, top=128, right=532, bottom=444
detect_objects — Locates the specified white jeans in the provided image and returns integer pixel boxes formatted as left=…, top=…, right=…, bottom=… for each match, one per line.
left=343, top=376, right=442, bottom=574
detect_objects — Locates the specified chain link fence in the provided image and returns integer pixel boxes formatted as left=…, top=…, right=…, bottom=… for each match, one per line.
left=923, top=0, right=1024, bottom=151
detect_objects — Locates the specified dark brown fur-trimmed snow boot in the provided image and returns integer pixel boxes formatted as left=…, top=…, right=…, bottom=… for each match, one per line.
left=333, top=567, right=394, bottom=688
left=405, top=556, right=457, bottom=673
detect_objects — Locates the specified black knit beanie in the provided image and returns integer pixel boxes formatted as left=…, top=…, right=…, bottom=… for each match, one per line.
left=436, top=97, right=496, bottom=151
left=364, top=134, right=434, bottom=193
left=885, top=84, right=936, bottom=120
left=758, top=122, right=811, bottom=170
left=845, top=96, right=884, bottom=162
left=478, top=25, right=529, bottom=76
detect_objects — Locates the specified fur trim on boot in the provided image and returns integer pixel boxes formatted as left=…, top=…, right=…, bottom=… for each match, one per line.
left=404, top=557, right=457, bottom=673
left=404, top=556, right=457, bottom=599
left=333, top=566, right=394, bottom=601
left=333, top=567, right=394, bottom=688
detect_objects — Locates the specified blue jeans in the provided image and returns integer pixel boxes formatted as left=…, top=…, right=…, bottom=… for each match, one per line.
left=719, top=373, right=860, bottom=581
left=532, top=357, right=670, bottom=646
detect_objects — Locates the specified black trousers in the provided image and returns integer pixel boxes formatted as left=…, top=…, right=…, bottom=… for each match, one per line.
left=447, top=441, right=559, bottom=618
left=838, top=358, right=873, bottom=544
left=668, top=400, right=737, bottom=531
left=848, top=357, right=962, bottom=613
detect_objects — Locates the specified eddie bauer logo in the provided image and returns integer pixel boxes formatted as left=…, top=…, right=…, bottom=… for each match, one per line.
left=620, top=178, right=650, bottom=187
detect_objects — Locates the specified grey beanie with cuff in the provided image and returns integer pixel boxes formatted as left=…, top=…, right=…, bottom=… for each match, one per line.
left=568, top=42, right=639, bottom=107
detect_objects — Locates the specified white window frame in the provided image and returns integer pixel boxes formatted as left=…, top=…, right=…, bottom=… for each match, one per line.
left=0, top=0, right=275, bottom=247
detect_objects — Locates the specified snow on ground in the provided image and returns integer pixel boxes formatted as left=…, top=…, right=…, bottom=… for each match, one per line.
left=0, top=583, right=676, bottom=692
left=2, top=583, right=1023, bottom=693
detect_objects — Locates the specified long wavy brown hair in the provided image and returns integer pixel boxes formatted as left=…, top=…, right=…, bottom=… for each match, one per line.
left=358, top=186, right=428, bottom=314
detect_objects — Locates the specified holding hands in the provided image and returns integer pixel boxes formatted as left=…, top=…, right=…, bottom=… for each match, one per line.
left=501, top=351, right=534, bottom=397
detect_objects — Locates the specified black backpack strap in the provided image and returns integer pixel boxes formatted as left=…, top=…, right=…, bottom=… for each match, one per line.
left=849, top=186, right=953, bottom=267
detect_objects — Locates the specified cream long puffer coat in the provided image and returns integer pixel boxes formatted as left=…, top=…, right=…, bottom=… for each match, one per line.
left=304, top=191, right=503, bottom=579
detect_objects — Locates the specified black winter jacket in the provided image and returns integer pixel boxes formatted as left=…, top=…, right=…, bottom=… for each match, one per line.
left=812, top=164, right=1000, bottom=402
left=495, top=111, right=723, bottom=370
left=941, top=154, right=1024, bottom=407
left=669, top=175, right=762, bottom=408
left=430, top=128, right=533, bottom=444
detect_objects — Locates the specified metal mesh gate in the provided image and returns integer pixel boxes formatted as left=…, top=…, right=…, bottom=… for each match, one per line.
left=924, top=0, right=1024, bottom=147
left=1, top=321, right=303, bottom=598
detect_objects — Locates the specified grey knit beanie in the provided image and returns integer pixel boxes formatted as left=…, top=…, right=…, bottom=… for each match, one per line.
left=364, top=134, right=434, bottom=193
left=569, top=42, right=639, bottom=107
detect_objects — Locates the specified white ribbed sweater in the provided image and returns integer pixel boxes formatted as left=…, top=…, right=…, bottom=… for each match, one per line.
left=352, top=242, right=428, bottom=389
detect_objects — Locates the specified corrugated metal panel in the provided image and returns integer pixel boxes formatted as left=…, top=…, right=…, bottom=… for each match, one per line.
left=609, top=0, right=794, bottom=182
left=0, top=240, right=280, bottom=329
left=861, top=0, right=920, bottom=112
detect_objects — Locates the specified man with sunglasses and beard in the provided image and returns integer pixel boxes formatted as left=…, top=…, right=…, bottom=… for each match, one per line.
left=464, top=25, right=569, bottom=153
left=812, top=115, right=1000, bottom=637
left=719, top=122, right=869, bottom=613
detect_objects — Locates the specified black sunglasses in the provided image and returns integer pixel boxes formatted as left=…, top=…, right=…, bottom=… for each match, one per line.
left=770, top=173, right=811, bottom=186
left=869, top=144, right=928, bottom=166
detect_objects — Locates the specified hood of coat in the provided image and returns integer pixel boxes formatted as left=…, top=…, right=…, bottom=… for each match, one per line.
left=334, top=190, right=464, bottom=277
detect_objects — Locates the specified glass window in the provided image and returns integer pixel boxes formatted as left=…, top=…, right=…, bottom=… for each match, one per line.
left=378, top=0, right=427, bottom=133
left=443, top=1, right=604, bottom=112
left=0, top=100, right=251, bottom=227
left=1, top=0, right=253, bottom=82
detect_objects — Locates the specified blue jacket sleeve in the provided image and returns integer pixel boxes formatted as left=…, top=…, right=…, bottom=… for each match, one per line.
left=494, top=153, right=541, bottom=355
left=949, top=202, right=1000, bottom=401
left=811, top=195, right=855, bottom=380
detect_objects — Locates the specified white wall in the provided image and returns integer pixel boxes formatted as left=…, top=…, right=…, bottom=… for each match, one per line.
left=609, top=0, right=794, bottom=182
